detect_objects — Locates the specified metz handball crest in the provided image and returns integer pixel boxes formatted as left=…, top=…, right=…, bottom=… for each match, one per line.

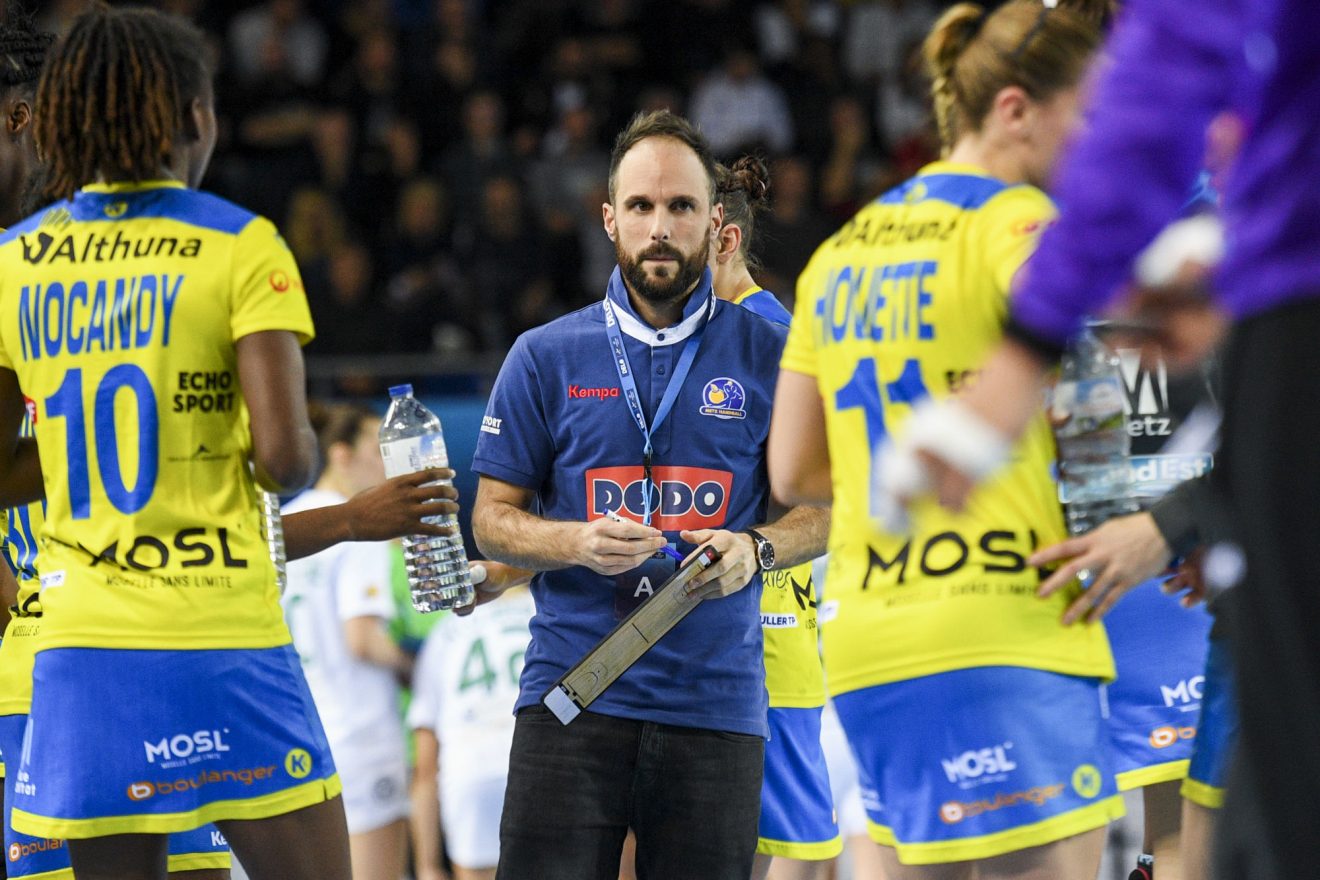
left=700, top=377, right=747, bottom=420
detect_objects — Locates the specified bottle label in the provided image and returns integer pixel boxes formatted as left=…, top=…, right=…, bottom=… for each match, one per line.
left=381, top=433, right=450, bottom=478
left=1051, top=376, right=1126, bottom=438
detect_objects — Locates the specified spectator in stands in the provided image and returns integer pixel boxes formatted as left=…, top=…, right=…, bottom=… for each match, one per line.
left=690, top=43, right=794, bottom=157
left=454, top=173, right=558, bottom=351
left=842, top=0, right=938, bottom=85
left=756, top=156, right=835, bottom=305
left=441, top=90, right=520, bottom=227
left=228, top=0, right=327, bottom=88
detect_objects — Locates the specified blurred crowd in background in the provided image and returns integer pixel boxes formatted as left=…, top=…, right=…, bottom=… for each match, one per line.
left=34, top=0, right=947, bottom=375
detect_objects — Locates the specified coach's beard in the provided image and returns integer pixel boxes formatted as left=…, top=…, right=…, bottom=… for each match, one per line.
left=618, top=238, right=709, bottom=317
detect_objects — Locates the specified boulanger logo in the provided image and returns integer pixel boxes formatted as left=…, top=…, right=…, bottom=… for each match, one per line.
left=699, top=378, right=747, bottom=420
left=1149, top=725, right=1197, bottom=749
left=284, top=748, right=313, bottom=780
left=1071, top=764, right=1104, bottom=799
left=8, top=839, right=64, bottom=861
left=938, top=783, right=1066, bottom=824
left=126, top=766, right=277, bottom=801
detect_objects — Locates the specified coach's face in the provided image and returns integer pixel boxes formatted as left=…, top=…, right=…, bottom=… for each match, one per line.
left=604, top=136, right=722, bottom=311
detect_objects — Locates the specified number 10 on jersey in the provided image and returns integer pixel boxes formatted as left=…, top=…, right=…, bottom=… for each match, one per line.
left=46, top=365, right=160, bottom=519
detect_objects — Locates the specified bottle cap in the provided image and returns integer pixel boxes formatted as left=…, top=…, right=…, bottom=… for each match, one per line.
left=388, top=384, right=414, bottom=398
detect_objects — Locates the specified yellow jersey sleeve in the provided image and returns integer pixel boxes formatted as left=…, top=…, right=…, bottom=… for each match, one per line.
left=230, top=217, right=314, bottom=345
left=980, top=186, right=1058, bottom=296
left=781, top=264, right=822, bottom=377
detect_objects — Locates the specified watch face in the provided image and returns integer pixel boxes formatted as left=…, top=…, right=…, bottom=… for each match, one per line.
left=758, top=541, right=775, bottom=571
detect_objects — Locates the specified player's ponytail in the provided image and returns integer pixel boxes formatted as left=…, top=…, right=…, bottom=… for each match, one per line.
left=923, top=0, right=1106, bottom=154
left=716, top=155, right=771, bottom=270
left=925, top=4, right=988, bottom=156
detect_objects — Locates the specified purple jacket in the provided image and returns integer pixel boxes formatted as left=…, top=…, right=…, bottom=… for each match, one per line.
left=1010, top=0, right=1320, bottom=351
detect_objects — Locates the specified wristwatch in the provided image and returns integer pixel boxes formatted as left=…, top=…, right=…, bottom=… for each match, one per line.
left=743, top=528, right=775, bottom=572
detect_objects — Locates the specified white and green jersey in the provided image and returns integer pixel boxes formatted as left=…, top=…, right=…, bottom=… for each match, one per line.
left=409, top=589, right=534, bottom=792
left=282, top=488, right=403, bottom=759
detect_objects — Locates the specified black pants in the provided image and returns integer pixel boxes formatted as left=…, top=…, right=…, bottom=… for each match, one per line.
left=1213, top=299, right=1320, bottom=877
left=495, top=707, right=764, bottom=880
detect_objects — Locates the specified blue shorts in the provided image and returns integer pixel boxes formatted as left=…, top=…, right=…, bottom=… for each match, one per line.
left=11, top=645, right=340, bottom=839
left=1, top=714, right=231, bottom=877
left=1182, top=636, right=1237, bottom=809
left=834, top=667, right=1124, bottom=865
left=1102, top=578, right=1212, bottom=790
left=757, top=706, right=841, bottom=860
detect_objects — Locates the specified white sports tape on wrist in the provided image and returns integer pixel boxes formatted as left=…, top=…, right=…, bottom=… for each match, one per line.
left=904, top=397, right=1012, bottom=481
left=1134, top=214, right=1224, bottom=286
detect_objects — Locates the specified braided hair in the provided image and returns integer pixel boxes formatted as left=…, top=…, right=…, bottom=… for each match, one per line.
left=923, top=0, right=1107, bottom=155
left=716, top=155, right=771, bottom=271
left=0, top=7, right=53, bottom=96
left=33, top=4, right=211, bottom=202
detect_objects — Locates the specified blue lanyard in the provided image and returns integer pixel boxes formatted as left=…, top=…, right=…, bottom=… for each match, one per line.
left=603, top=293, right=713, bottom=526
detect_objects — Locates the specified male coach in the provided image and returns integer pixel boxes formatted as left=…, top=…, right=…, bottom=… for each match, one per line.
left=471, top=110, right=829, bottom=880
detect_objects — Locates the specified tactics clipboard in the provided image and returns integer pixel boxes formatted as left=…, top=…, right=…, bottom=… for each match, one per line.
left=542, top=545, right=722, bottom=724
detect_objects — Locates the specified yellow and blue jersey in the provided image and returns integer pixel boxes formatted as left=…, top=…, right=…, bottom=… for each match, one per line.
left=781, top=162, right=1114, bottom=695
left=0, top=180, right=313, bottom=653
left=733, top=286, right=826, bottom=709
left=0, top=410, right=45, bottom=717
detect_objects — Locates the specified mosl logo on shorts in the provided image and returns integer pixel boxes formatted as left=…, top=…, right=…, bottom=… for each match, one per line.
left=143, top=729, right=231, bottom=766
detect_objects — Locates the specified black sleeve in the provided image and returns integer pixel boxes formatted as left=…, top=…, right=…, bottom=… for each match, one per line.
left=1149, top=474, right=1214, bottom=557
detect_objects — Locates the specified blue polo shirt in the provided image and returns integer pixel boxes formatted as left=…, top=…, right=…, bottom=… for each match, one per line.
left=473, top=267, right=788, bottom=736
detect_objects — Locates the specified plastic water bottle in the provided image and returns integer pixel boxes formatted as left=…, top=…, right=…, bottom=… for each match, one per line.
left=250, top=461, right=288, bottom=594
left=260, top=490, right=288, bottom=595
left=1051, top=329, right=1139, bottom=536
left=379, top=384, right=473, bottom=611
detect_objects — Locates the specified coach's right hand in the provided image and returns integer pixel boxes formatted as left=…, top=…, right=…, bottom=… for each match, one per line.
left=572, top=517, right=668, bottom=576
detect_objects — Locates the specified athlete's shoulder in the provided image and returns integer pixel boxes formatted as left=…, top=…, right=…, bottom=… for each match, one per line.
left=140, top=187, right=263, bottom=236
left=0, top=201, right=73, bottom=249
left=517, top=301, right=604, bottom=353
left=735, top=289, right=793, bottom=328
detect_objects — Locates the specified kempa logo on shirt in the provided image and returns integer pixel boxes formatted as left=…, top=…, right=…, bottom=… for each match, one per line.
left=19, top=229, right=202, bottom=265
left=941, top=742, right=1017, bottom=786
left=143, top=729, right=231, bottom=767
left=568, top=385, right=620, bottom=400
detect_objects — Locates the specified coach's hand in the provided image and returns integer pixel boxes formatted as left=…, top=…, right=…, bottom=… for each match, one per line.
left=678, top=529, right=758, bottom=601
left=572, top=517, right=668, bottom=576
left=1031, top=512, right=1174, bottom=624
left=453, top=561, right=533, bottom=617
